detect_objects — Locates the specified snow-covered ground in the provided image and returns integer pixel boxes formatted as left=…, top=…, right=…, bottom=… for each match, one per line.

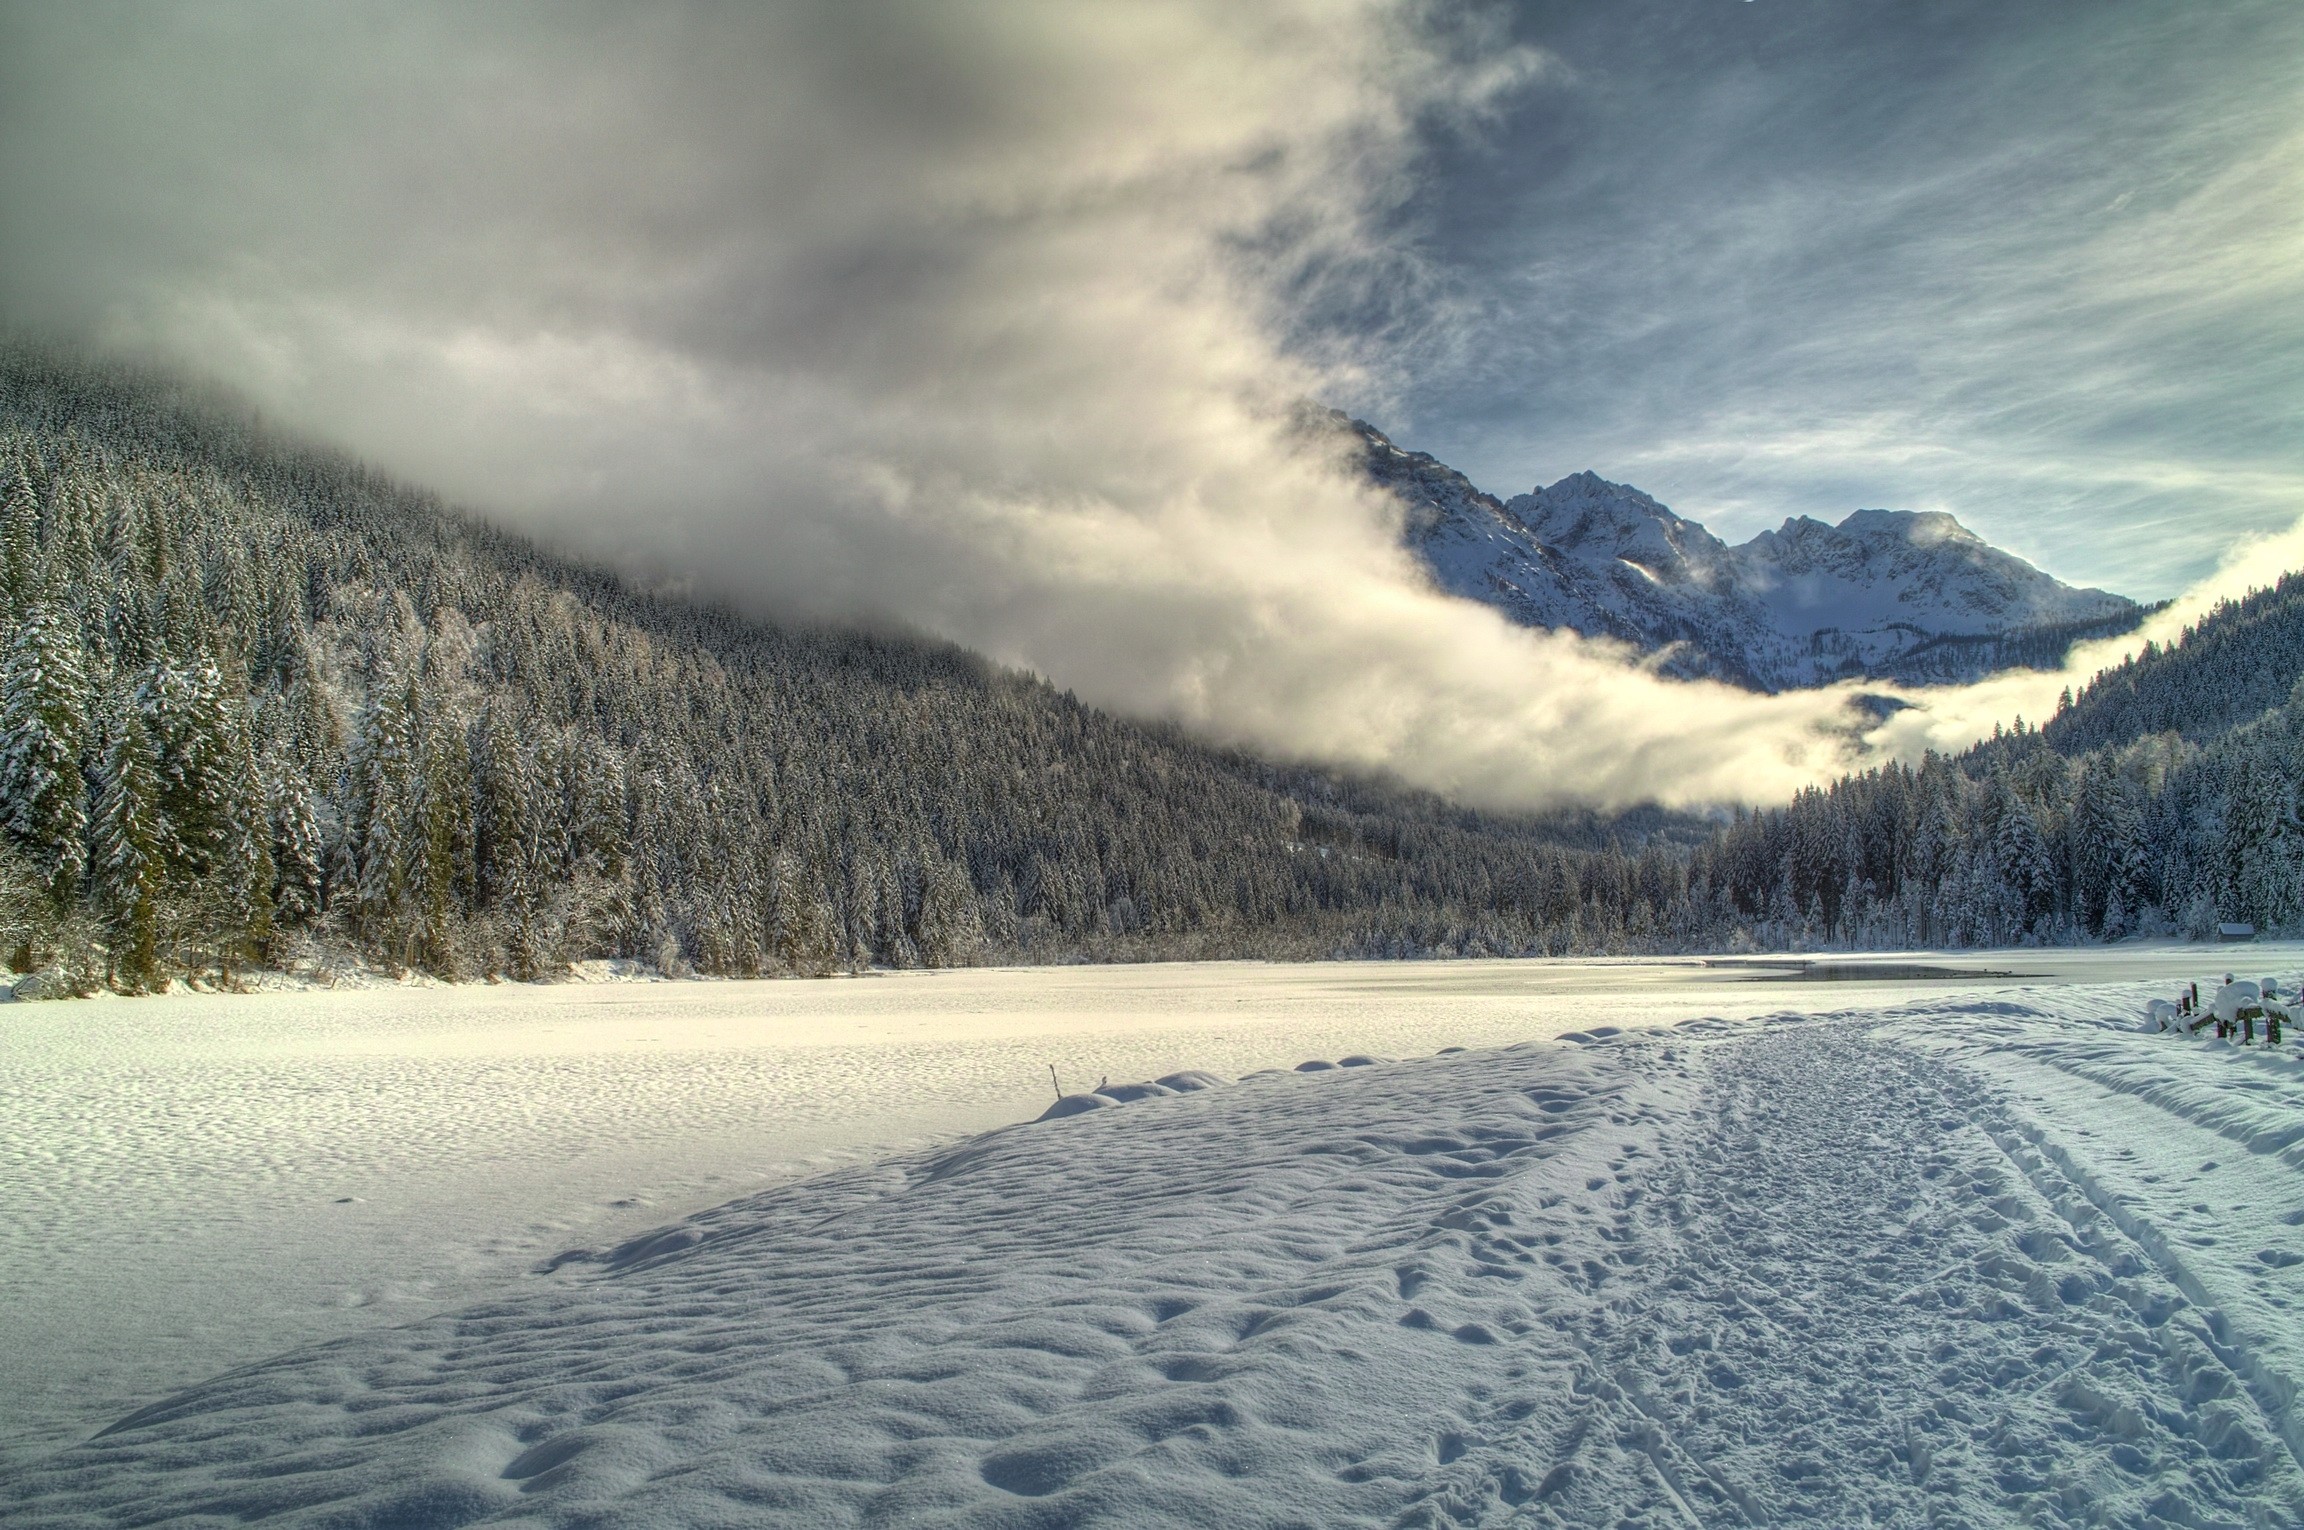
left=7, top=948, right=2302, bottom=1524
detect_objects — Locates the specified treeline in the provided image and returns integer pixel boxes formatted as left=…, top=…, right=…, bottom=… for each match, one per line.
left=1699, top=582, right=2304, bottom=949
left=1865, top=607, right=2153, bottom=688
left=0, top=352, right=1712, bottom=994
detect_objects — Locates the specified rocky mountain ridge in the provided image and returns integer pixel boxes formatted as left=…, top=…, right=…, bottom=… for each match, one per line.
left=1351, top=417, right=2137, bottom=690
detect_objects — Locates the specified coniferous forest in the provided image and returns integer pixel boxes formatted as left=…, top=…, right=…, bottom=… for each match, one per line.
left=1, top=348, right=2299, bottom=995
left=0, top=351, right=1717, bottom=992
left=1702, top=574, right=2304, bottom=951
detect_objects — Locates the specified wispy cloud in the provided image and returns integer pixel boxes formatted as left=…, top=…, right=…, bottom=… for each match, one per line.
left=1382, top=1, right=2304, bottom=599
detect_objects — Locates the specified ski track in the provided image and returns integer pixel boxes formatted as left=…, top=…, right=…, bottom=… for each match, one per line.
left=10, top=995, right=2303, bottom=1527
left=1412, top=1017, right=2303, bottom=1527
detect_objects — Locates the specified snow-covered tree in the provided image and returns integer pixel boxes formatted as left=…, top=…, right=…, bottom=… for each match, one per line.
left=917, top=856, right=985, bottom=966
left=0, top=602, right=89, bottom=902
left=90, top=702, right=164, bottom=986
left=351, top=670, right=418, bottom=958
left=268, top=760, right=325, bottom=929
left=2221, top=749, right=2297, bottom=932
left=1992, top=781, right=2055, bottom=938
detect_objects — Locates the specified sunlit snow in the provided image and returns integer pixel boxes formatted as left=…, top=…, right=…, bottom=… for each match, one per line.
left=6, top=949, right=2302, bottom=1524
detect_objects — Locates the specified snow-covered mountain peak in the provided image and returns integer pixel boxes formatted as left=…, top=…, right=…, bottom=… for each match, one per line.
left=1506, top=472, right=1731, bottom=590
left=1338, top=413, right=2138, bottom=690
left=1839, top=507, right=1979, bottom=546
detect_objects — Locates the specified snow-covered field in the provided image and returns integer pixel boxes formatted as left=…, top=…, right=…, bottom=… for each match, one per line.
left=7, top=948, right=2302, bottom=1524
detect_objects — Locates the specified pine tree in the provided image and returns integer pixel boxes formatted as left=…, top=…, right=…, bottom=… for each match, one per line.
left=916, top=856, right=985, bottom=966
left=770, top=852, right=839, bottom=976
left=405, top=710, right=471, bottom=973
left=2067, top=755, right=2130, bottom=934
left=0, top=601, right=89, bottom=903
left=352, top=672, right=418, bottom=961
left=1993, top=783, right=2054, bottom=938
left=2099, top=768, right=2148, bottom=937
left=0, top=463, right=42, bottom=618
left=135, top=659, right=216, bottom=871
left=90, top=703, right=165, bottom=987
left=210, top=712, right=276, bottom=968
left=268, top=759, right=325, bottom=930
left=471, top=709, right=535, bottom=907
left=2223, top=750, right=2296, bottom=931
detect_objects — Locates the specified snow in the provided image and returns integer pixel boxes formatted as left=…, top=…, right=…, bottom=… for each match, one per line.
left=1355, top=411, right=2134, bottom=688
left=2216, top=980, right=2263, bottom=1021
left=7, top=949, right=2304, bottom=1525
left=1510, top=485, right=2136, bottom=689
left=1041, top=1092, right=1120, bottom=1118
left=1, top=955, right=1890, bottom=1471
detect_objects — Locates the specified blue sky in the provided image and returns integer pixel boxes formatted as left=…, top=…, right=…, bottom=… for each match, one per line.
left=1331, top=1, right=2304, bottom=599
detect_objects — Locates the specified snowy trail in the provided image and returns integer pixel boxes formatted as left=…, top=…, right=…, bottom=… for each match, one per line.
left=0, top=958, right=1769, bottom=1469
left=1413, top=1017, right=2301, bottom=1526
left=12, top=987, right=2302, bottom=1527
left=1915, top=1012, right=2304, bottom=1482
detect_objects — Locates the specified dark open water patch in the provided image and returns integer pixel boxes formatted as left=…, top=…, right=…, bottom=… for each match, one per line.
left=1700, top=959, right=2044, bottom=982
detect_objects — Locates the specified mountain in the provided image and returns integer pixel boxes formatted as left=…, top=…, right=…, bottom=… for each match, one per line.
left=4, top=349, right=2260, bottom=995
left=1350, top=418, right=2139, bottom=690
left=0, top=349, right=1736, bottom=993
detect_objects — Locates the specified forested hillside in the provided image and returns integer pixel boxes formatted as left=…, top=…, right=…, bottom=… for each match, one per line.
left=1864, top=607, right=2158, bottom=688
left=0, top=352, right=1719, bottom=993
left=1696, top=584, right=2304, bottom=948
left=3, top=350, right=2296, bottom=994
left=2031, top=574, right=2304, bottom=753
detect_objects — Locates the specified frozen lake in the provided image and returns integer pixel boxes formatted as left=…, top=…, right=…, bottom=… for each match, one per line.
left=3, top=944, right=2289, bottom=1468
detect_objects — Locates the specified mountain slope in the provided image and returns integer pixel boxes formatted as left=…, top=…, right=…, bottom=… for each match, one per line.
left=2029, top=571, right=2304, bottom=753
left=1701, top=572, right=2304, bottom=946
left=0, top=351, right=1722, bottom=991
left=1350, top=417, right=2138, bottom=690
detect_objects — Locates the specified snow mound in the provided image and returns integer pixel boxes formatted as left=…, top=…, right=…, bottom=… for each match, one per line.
left=2213, top=980, right=2262, bottom=1021
left=7, top=969, right=80, bottom=1002
left=1035, top=1092, right=1116, bottom=1120
left=1038, top=1074, right=1230, bottom=1116
left=1093, top=1081, right=1180, bottom=1103
left=564, top=959, right=665, bottom=984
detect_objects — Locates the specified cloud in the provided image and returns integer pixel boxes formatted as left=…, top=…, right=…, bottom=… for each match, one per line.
left=0, top=0, right=1898, bottom=812
left=0, top=2, right=2286, bottom=816
left=1867, top=510, right=2304, bottom=762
